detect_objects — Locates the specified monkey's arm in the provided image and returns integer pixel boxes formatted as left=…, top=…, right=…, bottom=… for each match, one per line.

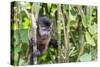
left=32, top=38, right=58, bottom=57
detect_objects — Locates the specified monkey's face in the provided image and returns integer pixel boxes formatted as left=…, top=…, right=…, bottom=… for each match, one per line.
left=37, top=16, right=51, bottom=40
left=38, top=25, right=51, bottom=40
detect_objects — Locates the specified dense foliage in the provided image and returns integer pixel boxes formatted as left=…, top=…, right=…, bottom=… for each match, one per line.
left=11, top=1, right=97, bottom=66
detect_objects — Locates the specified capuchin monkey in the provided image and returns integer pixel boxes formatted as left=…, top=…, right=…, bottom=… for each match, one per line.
left=36, top=16, right=51, bottom=56
left=29, top=16, right=53, bottom=58
left=29, top=16, right=58, bottom=64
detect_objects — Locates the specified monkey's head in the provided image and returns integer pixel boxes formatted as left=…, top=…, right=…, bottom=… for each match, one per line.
left=37, top=16, right=51, bottom=40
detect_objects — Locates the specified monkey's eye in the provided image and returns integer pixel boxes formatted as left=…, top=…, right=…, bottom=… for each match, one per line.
left=41, top=28, right=47, bottom=31
left=48, top=28, right=50, bottom=31
left=41, top=27, right=46, bottom=29
left=40, top=28, right=47, bottom=31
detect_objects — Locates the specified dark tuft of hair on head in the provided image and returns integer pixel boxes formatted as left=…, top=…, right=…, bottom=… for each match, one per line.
left=37, top=16, right=51, bottom=27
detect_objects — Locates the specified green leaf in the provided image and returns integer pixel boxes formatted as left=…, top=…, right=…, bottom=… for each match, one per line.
left=70, top=20, right=76, bottom=28
left=15, top=44, right=21, bottom=53
left=14, top=30, right=19, bottom=46
left=80, top=53, right=91, bottom=62
left=49, top=48, right=55, bottom=52
left=88, top=25, right=94, bottom=35
left=48, top=4, right=52, bottom=12
left=51, top=5, right=57, bottom=16
left=39, top=51, right=48, bottom=61
left=92, top=8, right=97, bottom=16
left=70, top=8, right=76, bottom=16
left=85, top=32, right=96, bottom=46
left=82, top=16, right=89, bottom=28
left=90, top=48, right=97, bottom=60
left=25, top=2, right=32, bottom=9
left=12, top=23, right=17, bottom=30
left=70, top=13, right=76, bottom=21
left=19, top=58, right=25, bottom=66
left=51, top=5, right=56, bottom=13
left=63, top=5, right=69, bottom=11
left=19, top=29, right=28, bottom=44
left=88, top=23, right=97, bottom=36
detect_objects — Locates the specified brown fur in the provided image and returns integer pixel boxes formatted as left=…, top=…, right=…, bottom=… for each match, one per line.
left=37, top=29, right=51, bottom=52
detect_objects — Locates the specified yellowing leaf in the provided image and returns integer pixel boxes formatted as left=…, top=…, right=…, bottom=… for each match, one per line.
left=22, top=18, right=30, bottom=29
left=13, top=23, right=17, bottom=30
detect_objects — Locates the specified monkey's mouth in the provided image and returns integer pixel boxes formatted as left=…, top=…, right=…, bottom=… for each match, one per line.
left=42, top=36, right=48, bottom=40
left=42, top=38, right=48, bottom=40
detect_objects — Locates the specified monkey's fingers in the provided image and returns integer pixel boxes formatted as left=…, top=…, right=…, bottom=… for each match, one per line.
left=33, top=50, right=41, bottom=57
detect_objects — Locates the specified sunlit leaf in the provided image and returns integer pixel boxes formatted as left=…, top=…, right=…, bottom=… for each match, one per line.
left=70, top=12, right=76, bottom=21
left=80, top=53, right=91, bottom=62
left=13, top=23, right=18, bottom=30
left=22, top=18, right=30, bottom=29
left=19, top=59, right=25, bottom=66
left=48, top=4, right=52, bottom=12
left=39, top=51, right=48, bottom=60
left=50, top=5, right=57, bottom=16
left=85, top=32, right=96, bottom=46
left=82, top=16, right=89, bottom=28
left=49, top=48, right=55, bottom=52
left=70, top=20, right=76, bottom=28
left=51, top=5, right=56, bottom=13
left=88, top=25, right=94, bottom=35
left=88, top=23, right=97, bottom=35
left=90, top=48, right=97, bottom=60
left=25, top=2, right=31, bottom=9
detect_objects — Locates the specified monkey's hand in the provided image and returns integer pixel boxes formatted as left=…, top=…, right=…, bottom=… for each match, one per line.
left=32, top=50, right=41, bottom=57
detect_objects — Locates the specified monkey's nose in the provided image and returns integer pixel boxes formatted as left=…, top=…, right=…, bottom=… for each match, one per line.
left=43, top=34, right=48, bottom=39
